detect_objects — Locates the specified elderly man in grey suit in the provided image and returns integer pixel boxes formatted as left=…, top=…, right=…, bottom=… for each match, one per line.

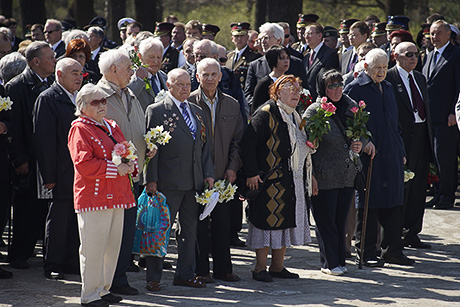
left=128, top=37, right=168, bottom=112
left=144, top=69, right=214, bottom=290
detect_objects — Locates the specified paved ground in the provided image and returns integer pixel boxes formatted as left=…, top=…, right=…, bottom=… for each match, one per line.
left=2, top=203, right=460, bottom=306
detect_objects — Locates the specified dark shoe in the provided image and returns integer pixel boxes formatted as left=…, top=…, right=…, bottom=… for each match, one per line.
left=127, top=261, right=140, bottom=272
left=0, top=267, right=13, bottom=279
left=173, top=277, right=206, bottom=288
left=357, top=257, right=385, bottom=267
left=269, top=268, right=299, bottom=279
left=163, top=260, right=173, bottom=269
left=196, top=274, right=214, bottom=283
left=345, top=251, right=353, bottom=259
left=81, top=299, right=109, bottom=307
left=425, top=196, right=439, bottom=208
left=213, top=273, right=240, bottom=281
left=44, top=270, right=65, bottom=279
left=146, top=281, right=160, bottom=291
left=383, top=254, right=415, bottom=266
left=252, top=270, right=273, bottom=282
left=230, top=236, right=246, bottom=247
left=433, top=201, right=454, bottom=210
left=101, top=293, right=122, bottom=303
left=403, top=239, right=432, bottom=249
left=110, top=284, right=139, bottom=295
left=138, top=257, right=146, bottom=268
left=10, top=259, right=29, bottom=269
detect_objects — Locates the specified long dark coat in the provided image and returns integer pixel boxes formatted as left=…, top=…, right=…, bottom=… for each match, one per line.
left=344, top=72, right=405, bottom=209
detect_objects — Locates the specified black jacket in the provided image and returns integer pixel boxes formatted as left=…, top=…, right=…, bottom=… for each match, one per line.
left=0, top=85, right=11, bottom=183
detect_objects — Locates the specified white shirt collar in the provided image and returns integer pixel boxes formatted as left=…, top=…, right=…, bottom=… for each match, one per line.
left=51, top=40, right=62, bottom=51
left=236, top=45, right=248, bottom=57
left=434, top=41, right=449, bottom=56
left=57, top=82, right=77, bottom=104
left=312, top=42, right=323, bottom=54
left=91, top=46, right=101, bottom=60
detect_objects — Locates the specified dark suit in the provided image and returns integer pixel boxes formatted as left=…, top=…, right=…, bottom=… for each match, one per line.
left=5, top=67, right=53, bottom=264
left=54, top=41, right=66, bottom=58
left=244, top=55, right=307, bottom=108
left=161, top=45, right=180, bottom=74
left=251, top=75, right=273, bottom=114
left=422, top=43, right=460, bottom=205
left=287, top=45, right=304, bottom=60
left=340, top=48, right=355, bottom=75
left=128, top=71, right=167, bottom=112
left=144, top=94, right=214, bottom=282
left=86, top=46, right=108, bottom=82
left=226, top=46, right=262, bottom=90
left=11, top=36, right=23, bottom=52
left=386, top=66, right=434, bottom=244
left=0, top=85, right=11, bottom=241
left=33, top=82, right=80, bottom=274
left=303, top=44, right=340, bottom=101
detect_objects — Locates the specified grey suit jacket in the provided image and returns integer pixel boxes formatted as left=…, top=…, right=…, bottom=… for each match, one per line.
left=144, top=95, right=214, bottom=191
left=128, top=70, right=167, bottom=112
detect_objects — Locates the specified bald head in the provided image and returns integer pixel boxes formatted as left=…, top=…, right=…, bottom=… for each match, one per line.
left=394, top=42, right=419, bottom=73
left=167, top=68, right=191, bottom=102
left=56, top=57, right=83, bottom=93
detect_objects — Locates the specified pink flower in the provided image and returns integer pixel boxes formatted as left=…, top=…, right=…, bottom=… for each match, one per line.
left=306, top=140, right=315, bottom=149
left=359, top=100, right=366, bottom=108
left=322, top=102, right=336, bottom=113
left=113, top=143, right=126, bottom=156
left=351, top=106, right=359, bottom=114
left=321, top=103, right=328, bottom=110
left=321, top=97, right=328, bottom=103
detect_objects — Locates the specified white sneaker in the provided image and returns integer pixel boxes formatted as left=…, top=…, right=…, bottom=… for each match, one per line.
left=339, top=266, right=348, bottom=273
left=321, top=267, right=344, bottom=276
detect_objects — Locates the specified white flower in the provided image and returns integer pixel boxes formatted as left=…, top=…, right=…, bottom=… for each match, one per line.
left=404, top=170, right=415, bottom=182
left=112, top=154, right=122, bottom=166
left=0, top=96, right=13, bottom=112
left=154, top=89, right=168, bottom=103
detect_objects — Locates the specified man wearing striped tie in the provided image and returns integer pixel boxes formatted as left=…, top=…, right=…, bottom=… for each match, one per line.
left=144, top=69, right=214, bottom=290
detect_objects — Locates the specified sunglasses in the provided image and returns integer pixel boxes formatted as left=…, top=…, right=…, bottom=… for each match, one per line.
left=44, top=30, right=57, bottom=35
left=219, top=57, right=227, bottom=63
left=327, top=83, right=343, bottom=90
left=89, top=98, right=107, bottom=107
left=284, top=34, right=290, bottom=38
left=403, top=51, right=420, bottom=58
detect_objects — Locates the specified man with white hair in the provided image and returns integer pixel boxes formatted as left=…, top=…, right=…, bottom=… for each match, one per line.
left=5, top=41, right=56, bottom=270
left=97, top=49, right=145, bottom=295
left=344, top=48, right=414, bottom=267
left=128, top=37, right=167, bottom=111
left=86, top=26, right=107, bottom=78
left=34, top=58, right=83, bottom=279
left=189, top=58, right=243, bottom=283
left=386, top=41, right=433, bottom=249
left=44, top=19, right=65, bottom=58
left=244, top=22, right=306, bottom=108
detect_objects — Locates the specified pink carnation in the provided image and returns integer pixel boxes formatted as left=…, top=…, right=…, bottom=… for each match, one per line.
left=359, top=100, right=366, bottom=108
left=351, top=106, right=359, bottom=114
left=113, top=143, right=126, bottom=156
left=306, top=140, right=315, bottom=149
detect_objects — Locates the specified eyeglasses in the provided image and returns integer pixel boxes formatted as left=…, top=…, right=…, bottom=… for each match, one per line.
left=89, top=98, right=107, bottom=107
left=281, top=86, right=300, bottom=94
left=44, top=30, right=56, bottom=35
left=193, top=53, right=208, bottom=60
left=403, top=51, right=420, bottom=58
left=327, top=83, right=343, bottom=90
left=219, top=57, right=227, bottom=64
left=284, top=34, right=290, bottom=38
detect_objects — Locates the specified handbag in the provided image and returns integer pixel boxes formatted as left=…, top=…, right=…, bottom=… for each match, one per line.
left=132, top=189, right=171, bottom=257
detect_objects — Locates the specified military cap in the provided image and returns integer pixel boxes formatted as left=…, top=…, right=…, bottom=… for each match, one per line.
left=297, top=14, right=319, bottom=28
left=339, top=19, right=359, bottom=34
left=117, top=17, right=136, bottom=30
left=202, top=24, right=220, bottom=37
left=154, top=22, right=174, bottom=37
left=421, top=23, right=431, bottom=38
left=371, top=22, right=387, bottom=37
left=84, top=16, right=107, bottom=30
left=386, top=15, right=410, bottom=31
left=61, top=19, right=76, bottom=31
left=324, top=26, right=338, bottom=38
left=230, top=22, right=250, bottom=35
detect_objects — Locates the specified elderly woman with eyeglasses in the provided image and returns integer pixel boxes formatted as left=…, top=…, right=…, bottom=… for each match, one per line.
left=241, top=75, right=313, bottom=282
left=304, top=69, right=365, bottom=276
left=68, top=83, right=137, bottom=307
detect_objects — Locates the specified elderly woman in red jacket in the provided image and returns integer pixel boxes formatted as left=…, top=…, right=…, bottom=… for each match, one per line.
left=68, top=83, right=137, bottom=307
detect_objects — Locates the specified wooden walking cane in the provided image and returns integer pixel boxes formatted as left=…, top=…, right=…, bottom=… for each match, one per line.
left=358, top=157, right=374, bottom=269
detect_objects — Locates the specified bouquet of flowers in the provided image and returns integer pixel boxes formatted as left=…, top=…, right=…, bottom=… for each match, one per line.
left=143, top=125, right=172, bottom=172
left=404, top=166, right=415, bottom=183
left=427, top=163, right=439, bottom=185
left=296, top=88, right=313, bottom=114
left=0, top=96, right=13, bottom=112
left=302, top=97, right=336, bottom=149
left=213, top=179, right=238, bottom=203
left=195, top=186, right=217, bottom=206
left=196, top=179, right=238, bottom=220
left=345, top=100, right=372, bottom=141
left=128, top=46, right=152, bottom=92
left=154, top=89, right=167, bottom=103
left=112, top=141, right=138, bottom=166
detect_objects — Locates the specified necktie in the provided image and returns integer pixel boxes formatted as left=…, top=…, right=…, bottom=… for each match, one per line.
left=233, top=52, right=239, bottom=69
left=348, top=53, right=358, bottom=73
left=430, top=51, right=439, bottom=77
left=151, top=75, right=160, bottom=95
left=309, top=50, right=315, bottom=68
left=180, top=102, right=196, bottom=139
left=408, top=74, right=426, bottom=120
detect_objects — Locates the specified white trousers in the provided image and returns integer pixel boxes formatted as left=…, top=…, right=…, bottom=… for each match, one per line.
left=77, top=208, right=124, bottom=304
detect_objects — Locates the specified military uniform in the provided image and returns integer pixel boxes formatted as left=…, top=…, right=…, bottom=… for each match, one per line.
left=226, top=46, right=261, bottom=90
left=161, top=45, right=180, bottom=74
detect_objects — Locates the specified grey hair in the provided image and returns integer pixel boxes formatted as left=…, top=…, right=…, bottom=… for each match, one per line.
left=0, top=27, right=11, bottom=41
left=197, top=58, right=220, bottom=74
left=194, top=39, right=219, bottom=56
left=364, top=48, right=388, bottom=67
left=55, top=58, right=81, bottom=83
left=87, top=26, right=104, bottom=39
left=75, top=83, right=104, bottom=116
left=132, top=31, right=154, bottom=48
left=0, top=52, right=26, bottom=83
left=394, top=41, right=416, bottom=55
left=24, top=41, right=50, bottom=62
left=45, top=19, right=62, bottom=32
left=259, top=22, right=284, bottom=42
left=138, top=37, right=164, bottom=56
left=64, top=29, right=89, bottom=46
left=98, top=48, right=130, bottom=75
left=431, top=20, right=451, bottom=33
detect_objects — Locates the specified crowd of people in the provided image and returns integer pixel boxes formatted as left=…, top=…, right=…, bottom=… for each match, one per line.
left=0, top=10, right=459, bottom=307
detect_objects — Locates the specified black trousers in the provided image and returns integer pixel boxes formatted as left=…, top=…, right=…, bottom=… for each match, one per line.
left=402, top=123, right=430, bottom=242
left=432, top=123, right=458, bottom=204
left=44, top=198, right=80, bottom=273
left=0, top=184, right=10, bottom=241
left=230, top=198, right=243, bottom=238
left=355, top=205, right=404, bottom=260
left=312, top=187, right=353, bottom=269
left=196, top=202, right=232, bottom=276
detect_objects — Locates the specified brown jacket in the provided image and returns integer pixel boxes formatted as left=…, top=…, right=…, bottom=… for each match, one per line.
left=188, top=88, right=243, bottom=179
